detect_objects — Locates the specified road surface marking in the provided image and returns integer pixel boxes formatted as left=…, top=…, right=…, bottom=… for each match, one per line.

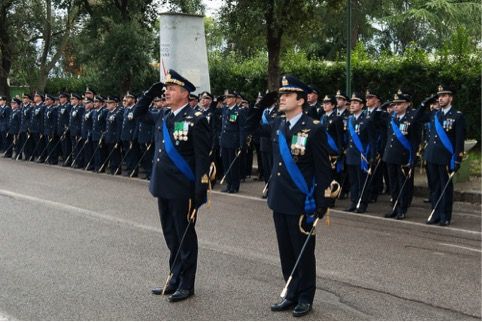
left=438, top=243, right=482, bottom=253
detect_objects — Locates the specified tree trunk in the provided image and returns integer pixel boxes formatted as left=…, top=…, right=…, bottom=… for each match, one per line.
left=0, top=0, right=13, bottom=98
left=265, top=0, right=283, bottom=91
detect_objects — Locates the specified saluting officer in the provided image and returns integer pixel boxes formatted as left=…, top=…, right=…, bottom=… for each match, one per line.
left=39, top=94, right=58, bottom=164
left=133, top=69, right=211, bottom=302
left=424, top=85, right=465, bottom=226
left=6, top=98, right=22, bottom=158
left=103, top=96, right=123, bottom=174
left=344, top=92, right=376, bottom=213
left=68, top=94, right=85, bottom=167
left=57, top=92, right=72, bottom=164
left=244, top=75, right=332, bottom=317
left=320, top=94, right=344, bottom=206
left=220, top=90, right=243, bottom=193
left=0, top=96, right=12, bottom=153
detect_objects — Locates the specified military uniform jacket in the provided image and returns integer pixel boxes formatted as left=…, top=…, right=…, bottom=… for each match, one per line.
left=220, top=104, right=243, bottom=149
left=336, top=108, right=350, bottom=147
left=91, top=108, right=108, bottom=141
left=105, top=108, right=123, bottom=144
left=244, top=109, right=332, bottom=215
left=304, top=102, right=321, bottom=119
left=133, top=95, right=211, bottom=200
left=43, top=106, right=58, bottom=136
left=345, top=111, right=376, bottom=166
left=30, top=103, right=45, bottom=134
left=8, top=109, right=21, bottom=134
left=81, top=109, right=93, bottom=140
left=320, top=111, right=344, bottom=156
left=0, top=105, right=12, bottom=132
left=120, top=106, right=138, bottom=141
left=69, top=105, right=85, bottom=137
left=366, top=107, right=389, bottom=155
left=20, top=104, right=33, bottom=133
left=423, top=106, right=465, bottom=166
left=196, top=105, right=218, bottom=150
left=57, top=103, right=72, bottom=135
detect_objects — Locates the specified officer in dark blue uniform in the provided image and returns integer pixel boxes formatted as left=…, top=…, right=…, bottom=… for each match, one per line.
left=243, top=75, right=332, bottom=317
left=102, top=96, right=123, bottom=174
left=424, top=85, right=465, bottom=226
left=29, top=93, right=46, bottom=161
left=220, top=90, right=243, bottom=193
left=344, top=92, right=376, bottom=213
left=56, top=92, right=72, bottom=164
left=334, top=90, right=351, bottom=199
left=0, top=96, right=12, bottom=153
left=17, top=94, right=34, bottom=160
left=5, top=98, right=22, bottom=158
left=78, top=98, right=94, bottom=169
left=120, top=92, right=139, bottom=176
left=39, top=94, right=58, bottom=163
left=305, top=85, right=322, bottom=119
left=382, top=91, right=429, bottom=220
left=133, top=70, right=211, bottom=302
left=256, top=91, right=279, bottom=197
left=320, top=94, right=344, bottom=207
left=67, top=94, right=84, bottom=167
left=89, top=95, right=108, bottom=172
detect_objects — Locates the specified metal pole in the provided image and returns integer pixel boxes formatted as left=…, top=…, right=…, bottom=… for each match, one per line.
left=346, top=0, right=352, bottom=96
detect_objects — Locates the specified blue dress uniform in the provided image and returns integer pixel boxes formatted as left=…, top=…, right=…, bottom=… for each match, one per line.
left=344, top=92, right=377, bottom=213
left=136, top=104, right=157, bottom=179
left=40, top=96, right=58, bottom=164
left=220, top=90, right=244, bottom=193
left=320, top=95, right=344, bottom=207
left=56, top=93, right=72, bottom=164
left=90, top=100, right=108, bottom=172
left=0, top=97, right=12, bottom=152
left=30, top=96, right=46, bottom=161
left=305, top=85, right=322, bottom=119
left=6, top=100, right=22, bottom=158
left=424, top=85, right=465, bottom=226
left=103, top=97, right=123, bottom=174
left=68, top=94, right=85, bottom=166
left=18, top=96, right=33, bottom=160
left=382, top=92, right=428, bottom=219
left=120, top=98, right=140, bottom=176
left=133, top=70, right=211, bottom=301
left=244, top=75, right=332, bottom=316
left=335, top=91, right=351, bottom=198
left=79, top=100, right=94, bottom=169
left=257, top=91, right=279, bottom=188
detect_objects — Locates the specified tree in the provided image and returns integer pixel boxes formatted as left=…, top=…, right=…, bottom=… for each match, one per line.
left=0, top=0, right=14, bottom=97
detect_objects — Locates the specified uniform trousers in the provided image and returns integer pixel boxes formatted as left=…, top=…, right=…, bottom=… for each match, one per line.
left=426, top=163, right=453, bottom=223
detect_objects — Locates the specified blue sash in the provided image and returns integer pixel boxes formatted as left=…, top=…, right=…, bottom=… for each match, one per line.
left=348, top=116, right=370, bottom=171
left=325, top=130, right=339, bottom=154
left=390, top=116, right=413, bottom=165
left=434, top=111, right=456, bottom=170
left=162, top=119, right=195, bottom=182
left=261, top=109, right=269, bottom=125
left=278, top=130, right=316, bottom=222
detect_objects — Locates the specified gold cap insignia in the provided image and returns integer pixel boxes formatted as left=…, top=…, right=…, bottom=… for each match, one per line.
left=397, top=89, right=402, bottom=95
left=394, top=94, right=399, bottom=100
left=201, top=174, right=209, bottom=184
left=351, top=93, right=357, bottom=99
left=366, top=90, right=370, bottom=96
left=324, top=95, right=329, bottom=100
left=336, top=90, right=341, bottom=95
left=438, top=85, right=444, bottom=92
left=282, top=76, right=288, bottom=86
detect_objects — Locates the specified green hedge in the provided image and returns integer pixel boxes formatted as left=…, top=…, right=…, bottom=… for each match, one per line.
left=208, top=48, right=481, bottom=143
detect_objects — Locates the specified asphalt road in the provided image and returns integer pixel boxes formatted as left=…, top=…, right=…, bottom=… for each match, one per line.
left=0, top=158, right=481, bottom=320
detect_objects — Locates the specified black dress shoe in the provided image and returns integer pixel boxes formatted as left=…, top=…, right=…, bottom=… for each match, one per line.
left=439, top=220, right=450, bottom=226
left=355, top=204, right=367, bottom=213
left=292, top=303, right=312, bottom=317
left=384, top=211, right=397, bottom=218
left=344, top=204, right=356, bottom=212
left=396, top=212, right=406, bottom=220
left=151, top=285, right=176, bottom=295
left=271, top=299, right=296, bottom=312
left=423, top=198, right=431, bottom=203
left=221, top=188, right=230, bottom=193
left=168, top=289, right=194, bottom=302
left=426, top=218, right=440, bottom=225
